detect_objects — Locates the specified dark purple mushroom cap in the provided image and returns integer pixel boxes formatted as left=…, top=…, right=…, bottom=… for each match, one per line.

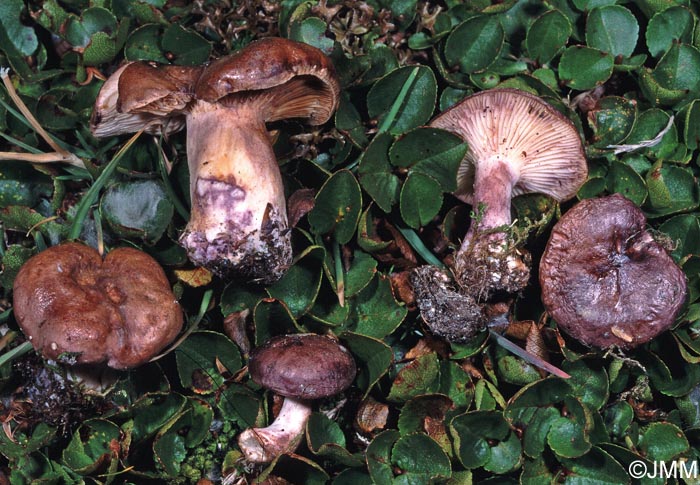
left=248, top=334, right=356, bottom=400
left=540, top=194, right=687, bottom=349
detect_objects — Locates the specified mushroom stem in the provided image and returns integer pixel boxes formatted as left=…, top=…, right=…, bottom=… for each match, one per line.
left=237, top=396, right=312, bottom=463
left=462, top=158, right=516, bottom=243
left=453, top=158, right=529, bottom=297
left=179, top=101, right=292, bottom=282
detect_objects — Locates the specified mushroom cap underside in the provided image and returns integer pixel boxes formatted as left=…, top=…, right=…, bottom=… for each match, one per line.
left=12, top=242, right=183, bottom=369
left=539, top=194, right=687, bottom=349
left=430, top=88, right=587, bottom=204
left=248, top=334, right=357, bottom=400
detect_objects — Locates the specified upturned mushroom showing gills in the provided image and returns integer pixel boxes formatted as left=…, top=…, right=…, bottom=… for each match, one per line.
left=91, top=38, right=340, bottom=283
left=540, top=194, right=687, bottom=349
left=237, top=333, right=356, bottom=463
left=411, top=88, right=587, bottom=342
left=12, top=242, right=183, bottom=369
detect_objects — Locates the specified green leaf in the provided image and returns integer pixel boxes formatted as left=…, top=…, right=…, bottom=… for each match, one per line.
left=349, top=275, right=407, bottom=339
left=639, top=422, right=690, bottom=461
left=444, top=15, right=505, bottom=74
left=547, top=397, right=593, bottom=458
left=344, top=250, right=377, bottom=298
left=0, top=0, right=38, bottom=56
left=100, top=179, right=174, bottom=244
left=588, top=96, right=637, bottom=148
left=659, top=214, right=700, bottom=260
left=399, top=172, right=443, bottom=229
left=367, top=66, right=437, bottom=135
left=124, top=24, right=168, bottom=62
left=306, top=413, right=363, bottom=466
left=289, top=17, right=334, bottom=54
left=606, top=161, right=648, bottom=206
left=561, top=360, right=609, bottom=411
left=217, top=383, right=263, bottom=429
left=586, top=6, right=639, bottom=58
left=175, top=331, right=242, bottom=392
left=308, top=169, right=362, bottom=244
left=451, top=411, right=520, bottom=472
left=646, top=6, right=695, bottom=58
left=267, top=245, right=325, bottom=318
left=389, top=127, right=466, bottom=192
left=652, top=42, right=700, bottom=93
left=558, top=447, right=630, bottom=484
left=358, top=132, right=401, bottom=212
left=645, top=163, right=699, bottom=217
left=525, top=9, right=572, bottom=64
left=683, top=98, right=700, bottom=150
left=0, top=162, right=53, bottom=209
left=391, top=433, right=452, bottom=481
left=367, top=430, right=400, bottom=485
left=161, top=24, right=212, bottom=65
left=558, top=46, right=614, bottom=90
left=388, top=352, right=440, bottom=402
left=340, top=332, right=393, bottom=394
left=62, top=419, right=120, bottom=475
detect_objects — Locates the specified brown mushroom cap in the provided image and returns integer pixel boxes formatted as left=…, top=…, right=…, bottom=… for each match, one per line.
left=248, top=334, right=356, bottom=400
left=194, top=37, right=340, bottom=124
left=90, top=62, right=202, bottom=137
left=540, top=194, right=687, bottom=349
left=430, top=88, right=587, bottom=204
left=13, top=242, right=183, bottom=369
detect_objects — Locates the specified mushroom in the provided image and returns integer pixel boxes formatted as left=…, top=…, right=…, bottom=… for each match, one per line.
left=411, top=89, right=587, bottom=342
left=12, top=242, right=183, bottom=369
left=90, top=38, right=340, bottom=283
left=238, top=333, right=356, bottom=463
left=539, top=193, right=687, bottom=349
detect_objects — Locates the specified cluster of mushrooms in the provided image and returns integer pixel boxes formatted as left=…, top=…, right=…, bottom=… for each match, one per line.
left=8, top=36, right=690, bottom=472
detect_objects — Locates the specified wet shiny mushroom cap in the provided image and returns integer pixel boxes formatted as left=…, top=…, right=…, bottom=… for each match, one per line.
left=248, top=334, right=356, bottom=400
left=540, top=194, right=687, bottom=349
left=12, top=242, right=183, bottom=369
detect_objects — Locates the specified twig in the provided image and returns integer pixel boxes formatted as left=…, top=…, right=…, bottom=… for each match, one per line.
left=0, top=67, right=84, bottom=168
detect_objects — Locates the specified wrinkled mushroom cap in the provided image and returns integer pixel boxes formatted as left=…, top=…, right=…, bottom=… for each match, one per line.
left=13, top=242, right=183, bottom=369
left=430, top=88, right=587, bottom=204
left=248, top=334, right=356, bottom=400
left=194, top=37, right=340, bottom=124
left=90, top=62, right=203, bottom=137
left=540, top=194, right=687, bottom=349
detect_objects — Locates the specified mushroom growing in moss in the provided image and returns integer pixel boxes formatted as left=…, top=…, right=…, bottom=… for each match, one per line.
left=412, top=89, right=587, bottom=342
left=12, top=242, right=183, bottom=370
left=91, top=38, right=340, bottom=283
left=540, top=193, right=687, bottom=349
left=237, top=333, right=356, bottom=463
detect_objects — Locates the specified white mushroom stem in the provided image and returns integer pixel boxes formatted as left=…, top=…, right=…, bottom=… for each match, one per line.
left=237, top=397, right=312, bottom=463
left=178, top=100, right=292, bottom=282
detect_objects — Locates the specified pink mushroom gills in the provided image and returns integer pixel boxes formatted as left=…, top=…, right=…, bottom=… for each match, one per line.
left=90, top=38, right=341, bottom=283
left=237, top=334, right=356, bottom=464
left=12, top=242, right=183, bottom=370
left=540, top=194, right=687, bottom=349
left=411, top=89, right=587, bottom=342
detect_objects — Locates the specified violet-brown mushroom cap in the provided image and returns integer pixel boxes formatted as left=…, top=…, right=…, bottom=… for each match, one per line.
left=90, top=62, right=202, bottom=137
left=248, top=334, right=356, bottom=400
left=429, top=88, right=587, bottom=204
left=539, top=194, right=687, bottom=349
left=194, top=37, right=340, bottom=125
left=12, top=242, right=184, bottom=369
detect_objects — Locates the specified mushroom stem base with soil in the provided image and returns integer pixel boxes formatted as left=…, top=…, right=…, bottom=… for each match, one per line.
left=237, top=397, right=312, bottom=463
left=453, top=157, right=530, bottom=298
left=179, top=102, right=292, bottom=283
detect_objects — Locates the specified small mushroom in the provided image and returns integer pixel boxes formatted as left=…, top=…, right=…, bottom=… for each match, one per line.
left=91, top=38, right=340, bottom=283
left=238, top=333, right=356, bottom=463
left=12, top=242, right=183, bottom=369
left=539, top=194, right=687, bottom=349
left=411, top=89, right=587, bottom=342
